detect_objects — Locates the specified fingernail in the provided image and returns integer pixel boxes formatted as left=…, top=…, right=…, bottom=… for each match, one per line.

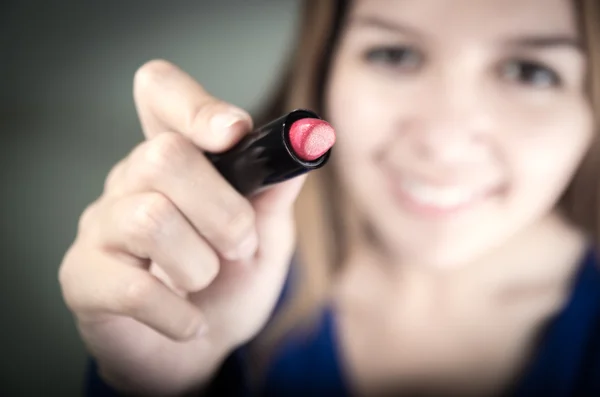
left=210, top=110, right=248, bottom=135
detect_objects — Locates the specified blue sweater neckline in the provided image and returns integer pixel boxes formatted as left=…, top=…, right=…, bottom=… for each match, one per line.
left=266, top=249, right=600, bottom=396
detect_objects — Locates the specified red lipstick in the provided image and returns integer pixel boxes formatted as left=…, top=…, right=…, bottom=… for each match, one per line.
left=289, top=118, right=335, bottom=161
left=207, top=109, right=336, bottom=196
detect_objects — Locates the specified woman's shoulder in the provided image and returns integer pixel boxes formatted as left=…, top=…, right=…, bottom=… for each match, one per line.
left=569, top=249, right=600, bottom=392
left=514, top=248, right=600, bottom=396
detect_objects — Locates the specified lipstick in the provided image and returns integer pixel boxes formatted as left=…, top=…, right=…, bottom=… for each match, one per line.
left=206, top=109, right=336, bottom=196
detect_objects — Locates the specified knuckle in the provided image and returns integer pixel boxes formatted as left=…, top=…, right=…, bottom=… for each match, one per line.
left=58, top=248, right=84, bottom=312
left=57, top=258, right=72, bottom=296
left=103, top=159, right=126, bottom=194
left=78, top=201, right=100, bottom=235
left=133, top=59, right=177, bottom=96
left=219, top=202, right=256, bottom=249
left=138, top=134, right=189, bottom=179
left=121, top=276, right=156, bottom=314
left=186, top=254, right=220, bottom=291
left=178, top=313, right=204, bottom=340
left=128, top=194, right=177, bottom=244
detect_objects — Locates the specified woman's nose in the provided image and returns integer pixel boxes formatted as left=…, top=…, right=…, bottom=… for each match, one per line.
left=407, top=69, right=493, bottom=164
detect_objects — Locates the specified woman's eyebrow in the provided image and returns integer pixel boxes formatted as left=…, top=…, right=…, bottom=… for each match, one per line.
left=348, top=15, right=427, bottom=39
left=501, top=35, right=584, bottom=52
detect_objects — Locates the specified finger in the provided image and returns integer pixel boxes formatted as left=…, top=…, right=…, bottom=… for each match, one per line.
left=250, top=174, right=308, bottom=218
left=103, top=157, right=129, bottom=197
left=95, top=192, right=220, bottom=293
left=133, top=59, right=252, bottom=152
left=122, top=133, right=258, bottom=261
left=59, top=248, right=206, bottom=341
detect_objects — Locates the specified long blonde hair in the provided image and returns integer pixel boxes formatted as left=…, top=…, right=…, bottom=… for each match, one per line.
left=251, top=0, right=600, bottom=375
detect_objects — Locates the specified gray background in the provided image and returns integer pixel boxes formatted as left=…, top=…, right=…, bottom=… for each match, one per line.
left=1, top=1, right=299, bottom=395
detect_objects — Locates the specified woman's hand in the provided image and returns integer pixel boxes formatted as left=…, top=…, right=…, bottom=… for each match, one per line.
left=59, top=60, right=304, bottom=395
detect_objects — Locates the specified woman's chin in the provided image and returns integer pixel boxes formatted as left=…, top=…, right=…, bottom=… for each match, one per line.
left=380, top=232, right=493, bottom=272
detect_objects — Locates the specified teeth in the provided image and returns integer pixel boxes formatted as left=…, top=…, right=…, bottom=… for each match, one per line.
left=400, top=178, right=478, bottom=208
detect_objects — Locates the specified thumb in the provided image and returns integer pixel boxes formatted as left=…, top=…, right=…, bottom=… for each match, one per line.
left=250, top=175, right=307, bottom=218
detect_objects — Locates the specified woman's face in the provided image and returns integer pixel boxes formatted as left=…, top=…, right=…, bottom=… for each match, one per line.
left=326, top=0, right=594, bottom=268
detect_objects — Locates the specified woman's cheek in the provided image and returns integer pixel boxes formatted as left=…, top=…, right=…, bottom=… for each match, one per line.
left=328, top=71, right=396, bottom=157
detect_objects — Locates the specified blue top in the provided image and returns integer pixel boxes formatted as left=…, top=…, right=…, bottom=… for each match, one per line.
left=86, top=250, right=600, bottom=396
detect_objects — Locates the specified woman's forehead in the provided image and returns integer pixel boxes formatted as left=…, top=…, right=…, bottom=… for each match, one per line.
left=348, top=0, right=579, bottom=38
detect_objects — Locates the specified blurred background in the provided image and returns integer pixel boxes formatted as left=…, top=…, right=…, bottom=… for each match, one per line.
left=0, top=1, right=300, bottom=395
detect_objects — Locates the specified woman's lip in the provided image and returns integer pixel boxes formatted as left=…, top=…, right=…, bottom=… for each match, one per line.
left=384, top=171, right=502, bottom=217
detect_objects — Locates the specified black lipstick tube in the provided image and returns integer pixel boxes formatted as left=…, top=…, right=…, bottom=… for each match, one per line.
left=206, top=109, right=332, bottom=196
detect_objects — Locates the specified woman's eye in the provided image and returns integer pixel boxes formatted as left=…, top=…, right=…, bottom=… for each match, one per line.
left=364, top=46, right=424, bottom=71
left=499, top=60, right=562, bottom=89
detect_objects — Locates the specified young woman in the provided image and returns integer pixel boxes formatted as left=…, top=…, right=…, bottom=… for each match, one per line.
left=59, top=0, right=600, bottom=395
